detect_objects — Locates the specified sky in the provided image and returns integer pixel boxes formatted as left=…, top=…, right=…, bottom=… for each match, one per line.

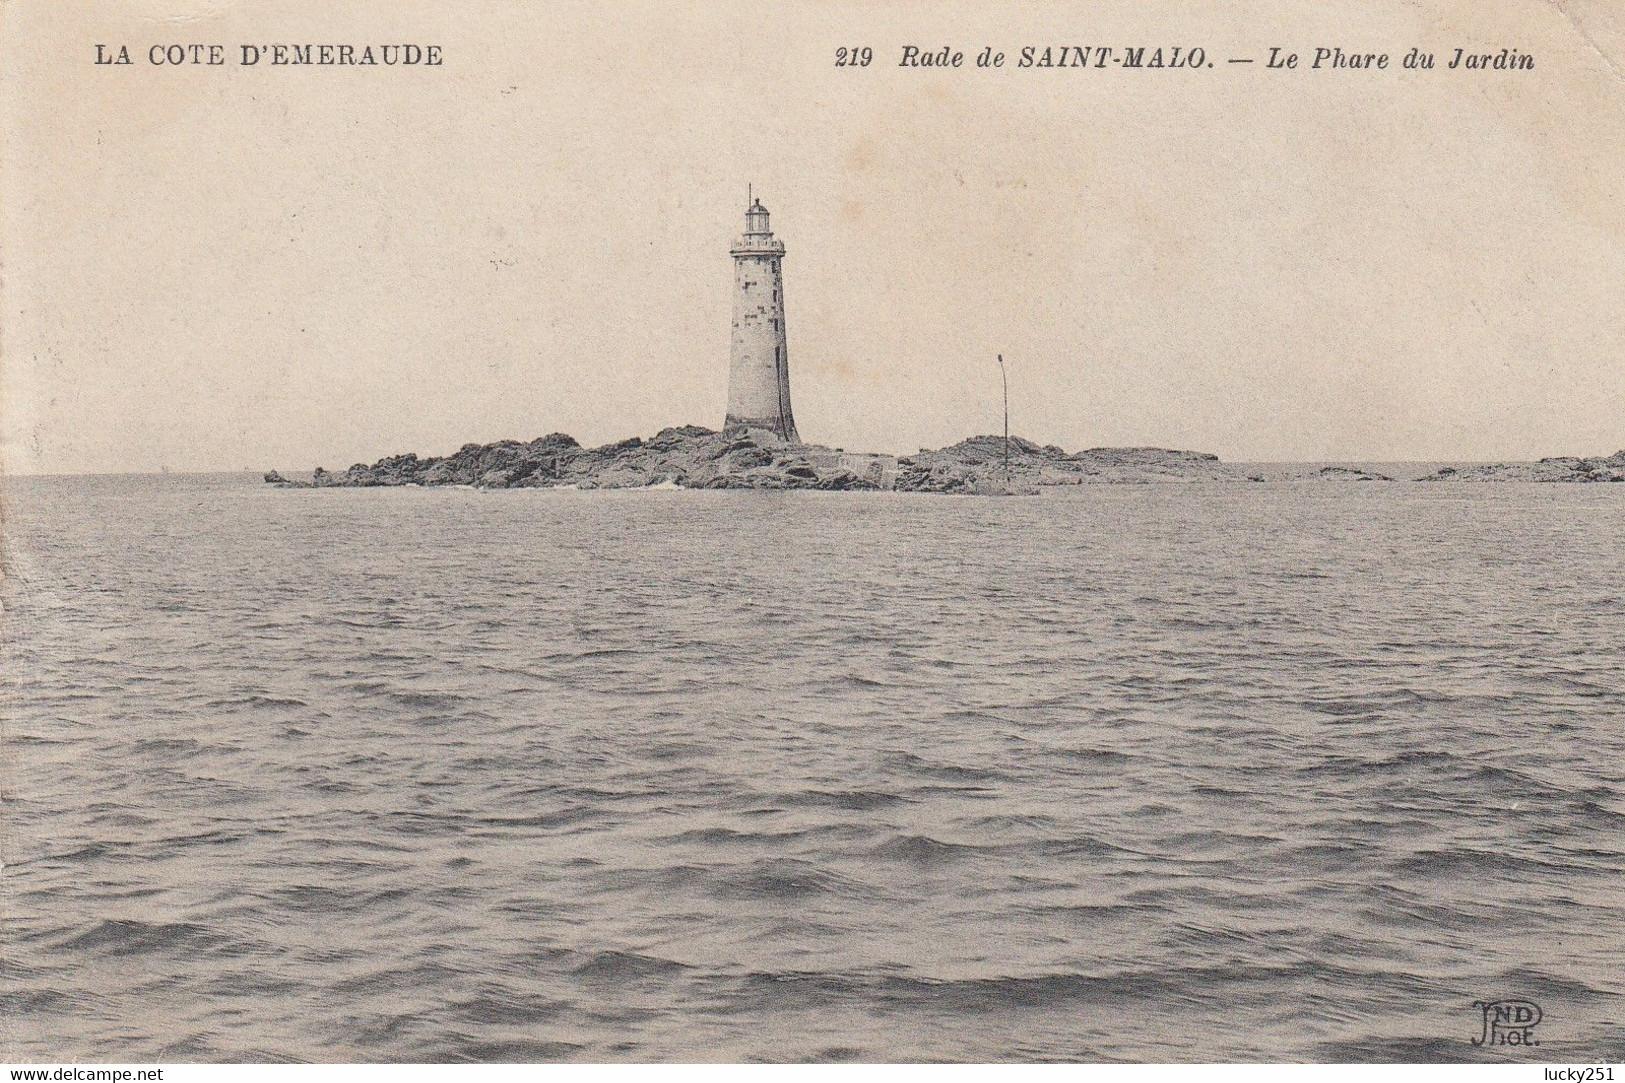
left=3, top=0, right=1623, bottom=473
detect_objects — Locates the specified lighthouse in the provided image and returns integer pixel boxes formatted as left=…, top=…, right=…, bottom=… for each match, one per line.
left=726, top=195, right=800, bottom=443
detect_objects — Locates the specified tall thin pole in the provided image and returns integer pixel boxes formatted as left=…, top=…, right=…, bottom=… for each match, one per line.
left=997, top=354, right=1009, bottom=482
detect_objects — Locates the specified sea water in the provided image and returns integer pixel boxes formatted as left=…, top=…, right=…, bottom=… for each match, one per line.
left=2, top=473, right=1622, bottom=1061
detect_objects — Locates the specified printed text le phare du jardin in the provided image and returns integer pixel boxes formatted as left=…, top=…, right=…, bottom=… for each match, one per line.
left=836, top=44, right=1534, bottom=72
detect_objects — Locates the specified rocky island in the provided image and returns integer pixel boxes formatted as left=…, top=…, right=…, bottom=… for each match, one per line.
left=265, top=426, right=1270, bottom=494
left=264, top=428, right=1625, bottom=494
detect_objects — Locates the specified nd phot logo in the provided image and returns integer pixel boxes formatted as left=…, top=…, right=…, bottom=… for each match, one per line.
left=1472, top=999, right=1542, bottom=1047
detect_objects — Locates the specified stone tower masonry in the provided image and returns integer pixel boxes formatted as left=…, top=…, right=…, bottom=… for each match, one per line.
left=726, top=196, right=800, bottom=442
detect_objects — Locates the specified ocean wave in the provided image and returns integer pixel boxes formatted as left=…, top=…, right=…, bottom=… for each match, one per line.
left=54, top=919, right=229, bottom=959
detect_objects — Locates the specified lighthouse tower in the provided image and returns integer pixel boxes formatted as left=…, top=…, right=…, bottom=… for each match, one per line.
left=726, top=195, right=800, bottom=443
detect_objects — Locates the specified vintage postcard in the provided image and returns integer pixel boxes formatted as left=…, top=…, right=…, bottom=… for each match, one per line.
left=2, top=0, right=1622, bottom=1067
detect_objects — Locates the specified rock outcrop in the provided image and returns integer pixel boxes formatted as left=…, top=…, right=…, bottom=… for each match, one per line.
left=892, top=436, right=1237, bottom=492
left=1308, top=465, right=1393, bottom=482
left=267, top=427, right=886, bottom=492
left=1419, top=452, right=1625, bottom=483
